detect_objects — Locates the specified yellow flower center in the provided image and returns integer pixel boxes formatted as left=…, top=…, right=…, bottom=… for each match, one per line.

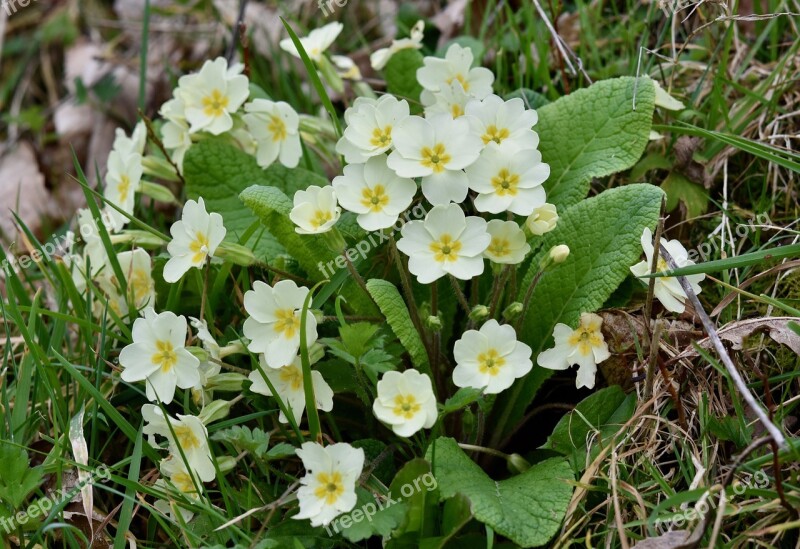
left=446, top=73, right=470, bottom=92
left=392, top=394, right=421, bottom=419
left=274, top=308, right=300, bottom=339
left=279, top=364, right=304, bottom=391
left=568, top=326, right=604, bottom=356
left=314, top=472, right=345, bottom=505
left=268, top=114, right=287, bottom=142
left=152, top=340, right=178, bottom=373
left=477, top=348, right=506, bottom=376
left=451, top=104, right=464, bottom=118
left=487, top=237, right=510, bottom=258
left=129, top=268, right=152, bottom=307
left=490, top=169, right=520, bottom=196
left=360, top=184, right=390, bottom=213
left=174, top=425, right=202, bottom=451
left=172, top=471, right=197, bottom=494
left=202, top=89, right=230, bottom=117
left=429, top=234, right=462, bottom=263
left=656, top=258, right=669, bottom=272
left=189, top=231, right=210, bottom=264
left=482, top=125, right=510, bottom=145
left=420, top=143, right=452, bottom=173
left=310, top=209, right=333, bottom=229
left=369, top=125, right=393, bottom=148
left=117, top=174, right=131, bottom=200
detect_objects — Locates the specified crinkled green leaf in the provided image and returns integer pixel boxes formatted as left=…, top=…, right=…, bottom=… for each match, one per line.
left=365, top=279, right=431, bottom=379
left=545, top=386, right=636, bottom=471
left=491, top=184, right=663, bottom=444
left=384, top=49, right=424, bottom=106
left=428, top=437, right=573, bottom=548
left=183, top=139, right=327, bottom=262
left=0, top=442, right=44, bottom=509
left=538, top=77, right=656, bottom=208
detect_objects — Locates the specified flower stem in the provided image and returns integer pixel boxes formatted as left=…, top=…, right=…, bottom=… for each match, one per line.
left=389, top=235, right=433, bottom=362
left=448, top=275, right=472, bottom=316
left=515, top=269, right=545, bottom=331
left=488, top=265, right=511, bottom=319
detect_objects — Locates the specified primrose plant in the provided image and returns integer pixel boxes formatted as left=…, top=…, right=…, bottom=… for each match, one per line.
left=56, top=19, right=699, bottom=547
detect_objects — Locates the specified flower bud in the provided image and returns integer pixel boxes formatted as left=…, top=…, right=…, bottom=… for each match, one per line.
left=206, top=372, right=248, bottom=392
left=215, top=241, right=257, bottom=266
left=469, top=305, right=490, bottom=322
left=502, top=302, right=524, bottom=321
left=138, top=180, right=177, bottom=203
left=425, top=315, right=442, bottom=332
left=549, top=244, right=570, bottom=264
left=507, top=453, right=531, bottom=474
left=215, top=455, right=237, bottom=473
left=525, top=203, right=559, bottom=236
left=197, top=399, right=233, bottom=425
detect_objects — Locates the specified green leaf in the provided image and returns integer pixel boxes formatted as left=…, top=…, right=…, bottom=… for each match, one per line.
left=538, top=77, right=656, bottom=209
left=429, top=438, right=573, bottom=547
left=0, top=442, right=44, bottom=509
left=265, top=442, right=296, bottom=460
left=388, top=459, right=439, bottom=539
left=648, top=243, right=800, bottom=278
left=504, top=88, right=550, bottom=110
left=384, top=49, right=424, bottom=106
left=707, top=416, right=752, bottom=449
left=211, top=425, right=271, bottom=458
left=661, top=172, right=709, bottom=219
left=365, top=279, right=432, bottom=380
left=544, top=386, right=636, bottom=471
left=337, top=487, right=408, bottom=542
left=339, top=322, right=381, bottom=358
left=490, top=184, right=663, bottom=445
left=183, top=139, right=328, bottom=263
left=442, top=387, right=483, bottom=415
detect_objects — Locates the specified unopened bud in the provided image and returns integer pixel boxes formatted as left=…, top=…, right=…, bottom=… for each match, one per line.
left=469, top=305, right=490, bottom=322
left=198, top=399, right=232, bottom=425
left=549, top=244, right=570, bottom=264
left=503, top=302, right=524, bottom=321
left=425, top=315, right=442, bottom=331
left=138, top=180, right=177, bottom=203
left=525, top=203, right=559, bottom=236
left=507, top=453, right=531, bottom=474
left=215, top=242, right=257, bottom=266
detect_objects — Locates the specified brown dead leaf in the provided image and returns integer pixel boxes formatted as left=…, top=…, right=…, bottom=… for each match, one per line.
left=681, top=317, right=800, bottom=357
left=632, top=530, right=691, bottom=549
left=0, top=142, right=50, bottom=241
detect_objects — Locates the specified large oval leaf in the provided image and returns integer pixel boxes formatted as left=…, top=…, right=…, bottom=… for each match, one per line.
left=538, top=77, right=656, bottom=209
left=490, top=184, right=663, bottom=445
left=429, top=437, right=573, bottom=547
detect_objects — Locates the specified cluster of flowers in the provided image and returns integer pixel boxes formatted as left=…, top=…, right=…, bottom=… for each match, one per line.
left=62, top=20, right=705, bottom=529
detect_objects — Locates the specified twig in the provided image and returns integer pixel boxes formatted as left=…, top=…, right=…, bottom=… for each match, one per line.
left=659, top=245, right=787, bottom=450
left=529, top=0, right=592, bottom=83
